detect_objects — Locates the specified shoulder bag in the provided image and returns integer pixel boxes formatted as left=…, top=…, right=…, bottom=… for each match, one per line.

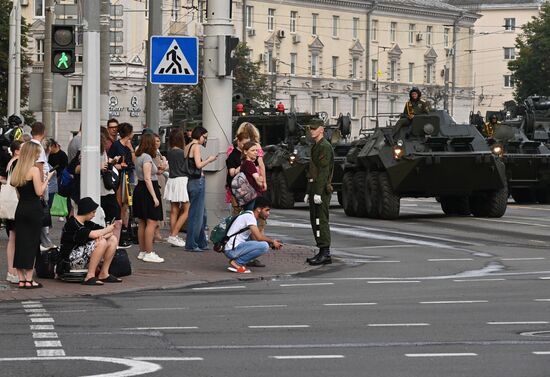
left=0, top=171, right=19, bottom=220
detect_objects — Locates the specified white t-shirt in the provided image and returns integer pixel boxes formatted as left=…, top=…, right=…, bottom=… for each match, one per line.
left=225, top=211, right=257, bottom=251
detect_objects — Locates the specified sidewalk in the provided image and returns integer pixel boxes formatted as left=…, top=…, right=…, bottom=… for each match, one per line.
left=0, top=222, right=319, bottom=301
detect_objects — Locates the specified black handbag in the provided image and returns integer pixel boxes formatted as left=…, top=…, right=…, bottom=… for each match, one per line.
left=109, top=249, right=132, bottom=277
left=101, top=164, right=120, bottom=191
left=35, top=247, right=60, bottom=279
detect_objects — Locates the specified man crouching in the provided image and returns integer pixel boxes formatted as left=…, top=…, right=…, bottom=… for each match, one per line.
left=60, top=197, right=121, bottom=285
left=224, top=196, right=282, bottom=274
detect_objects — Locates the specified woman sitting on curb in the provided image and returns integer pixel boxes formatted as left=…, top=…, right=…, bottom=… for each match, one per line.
left=59, top=197, right=121, bottom=285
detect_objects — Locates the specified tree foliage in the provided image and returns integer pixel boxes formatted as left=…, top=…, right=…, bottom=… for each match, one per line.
left=160, top=42, right=269, bottom=116
left=508, top=4, right=550, bottom=102
left=0, top=0, right=34, bottom=124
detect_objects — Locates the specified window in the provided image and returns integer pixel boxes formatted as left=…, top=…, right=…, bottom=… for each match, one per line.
left=408, top=24, right=416, bottom=44
left=390, top=22, right=397, bottom=43
left=371, top=59, right=378, bottom=80
left=290, top=53, right=297, bottom=75
left=311, top=54, right=318, bottom=77
left=426, top=63, right=433, bottom=84
left=290, top=11, right=297, bottom=33
left=312, top=13, right=318, bottom=35
left=290, top=95, right=297, bottom=112
left=332, top=16, right=339, bottom=38
left=171, top=0, right=180, bottom=21
left=267, top=51, right=275, bottom=74
left=245, top=6, right=253, bottom=28
left=332, top=56, right=338, bottom=78
left=390, top=60, right=396, bottom=81
left=35, top=0, right=44, bottom=17
left=35, top=39, right=44, bottom=62
left=504, top=18, right=516, bottom=31
left=352, top=98, right=358, bottom=118
left=110, top=19, right=123, bottom=29
left=371, top=20, right=378, bottom=41
left=71, top=85, right=82, bottom=110
left=408, top=62, right=414, bottom=82
left=145, top=0, right=149, bottom=19
left=352, top=57, right=359, bottom=79
left=504, top=47, right=515, bottom=60
left=353, top=18, right=359, bottom=40
left=426, top=26, right=433, bottom=46
left=268, top=9, right=275, bottom=31
left=444, top=28, right=450, bottom=48
left=110, top=46, right=123, bottom=55
left=311, top=96, right=317, bottom=113
left=332, top=97, right=338, bottom=117
left=504, top=75, right=514, bottom=87
left=110, top=31, right=123, bottom=43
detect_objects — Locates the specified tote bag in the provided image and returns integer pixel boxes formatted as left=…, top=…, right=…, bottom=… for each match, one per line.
left=50, top=193, right=69, bottom=217
left=0, top=172, right=19, bottom=220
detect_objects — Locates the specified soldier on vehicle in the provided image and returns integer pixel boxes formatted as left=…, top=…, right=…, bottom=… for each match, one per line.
left=483, top=114, right=500, bottom=138
left=304, top=118, right=334, bottom=266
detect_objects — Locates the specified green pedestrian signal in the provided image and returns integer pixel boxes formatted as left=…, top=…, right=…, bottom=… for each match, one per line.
left=51, top=25, right=75, bottom=74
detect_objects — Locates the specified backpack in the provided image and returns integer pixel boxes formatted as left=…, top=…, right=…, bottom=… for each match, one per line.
left=231, top=172, right=258, bottom=206
left=101, top=164, right=120, bottom=191
left=58, top=167, right=74, bottom=196
left=210, top=211, right=252, bottom=253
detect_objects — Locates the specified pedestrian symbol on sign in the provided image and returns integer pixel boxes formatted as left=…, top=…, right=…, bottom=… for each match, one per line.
left=154, top=40, right=194, bottom=76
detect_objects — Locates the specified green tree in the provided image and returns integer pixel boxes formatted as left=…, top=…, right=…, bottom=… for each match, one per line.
left=160, top=42, right=269, bottom=117
left=508, top=3, right=550, bottom=102
left=0, top=0, right=34, bottom=124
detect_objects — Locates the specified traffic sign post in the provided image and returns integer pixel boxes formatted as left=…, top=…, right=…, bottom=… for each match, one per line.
left=150, top=36, right=198, bottom=85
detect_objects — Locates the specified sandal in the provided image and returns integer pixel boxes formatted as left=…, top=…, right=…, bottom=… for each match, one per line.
left=98, top=274, right=122, bottom=283
left=82, top=277, right=104, bottom=286
left=26, top=280, right=43, bottom=289
left=18, top=280, right=27, bottom=289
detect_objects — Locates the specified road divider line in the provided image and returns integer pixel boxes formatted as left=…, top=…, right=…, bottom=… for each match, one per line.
left=122, top=326, right=198, bottom=330
left=534, top=299, right=550, bottom=302
left=428, top=258, right=473, bottom=262
left=235, top=305, right=288, bottom=309
left=363, top=260, right=401, bottom=263
left=453, top=279, right=505, bottom=282
left=136, top=307, right=188, bottom=311
left=270, top=355, right=344, bottom=360
left=533, top=351, right=550, bottom=355
left=540, top=277, right=550, bottom=280
left=368, top=323, right=429, bottom=327
left=368, top=281, right=420, bottom=284
left=249, top=325, right=310, bottom=329
left=324, top=303, right=377, bottom=306
left=192, top=286, right=246, bottom=290
left=420, top=300, right=488, bottom=304
left=501, top=258, right=545, bottom=261
left=488, top=321, right=548, bottom=325
left=405, top=353, right=477, bottom=358
left=132, top=357, right=203, bottom=361
left=280, top=283, right=334, bottom=287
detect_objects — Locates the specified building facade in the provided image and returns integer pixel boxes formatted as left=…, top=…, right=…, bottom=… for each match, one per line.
left=445, top=0, right=544, bottom=117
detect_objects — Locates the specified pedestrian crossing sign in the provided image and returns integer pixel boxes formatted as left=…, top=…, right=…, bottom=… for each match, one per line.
left=150, top=36, right=199, bottom=85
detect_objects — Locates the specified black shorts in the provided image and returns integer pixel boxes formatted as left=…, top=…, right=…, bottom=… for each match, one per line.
left=101, top=193, right=121, bottom=221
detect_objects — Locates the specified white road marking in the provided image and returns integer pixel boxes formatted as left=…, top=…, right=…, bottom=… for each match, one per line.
left=420, top=300, right=488, bottom=304
left=501, top=257, right=545, bottom=261
left=235, top=305, right=288, bottom=309
left=131, top=357, right=203, bottom=361
left=540, top=277, right=550, bottom=280
left=34, top=340, right=62, bottom=348
left=32, top=332, right=58, bottom=339
left=488, top=321, right=549, bottom=325
left=30, top=325, right=55, bottom=330
left=29, top=313, right=52, bottom=317
left=30, top=317, right=54, bottom=323
left=368, top=323, right=429, bottom=327
left=323, top=303, right=377, bottom=306
left=249, top=325, right=310, bottom=329
left=363, top=260, right=401, bottom=263
left=192, top=286, right=246, bottom=290
left=21, top=301, right=41, bottom=305
left=473, top=217, right=550, bottom=228
left=533, top=351, right=550, bottom=355
left=406, top=353, right=477, bottom=357
left=122, top=327, right=198, bottom=331
left=24, top=308, right=46, bottom=313
left=453, top=279, right=506, bottom=282
left=367, top=281, right=420, bottom=284
left=36, top=350, right=66, bottom=357
left=428, top=258, right=473, bottom=262
left=22, top=304, right=43, bottom=308
left=280, top=283, right=334, bottom=287
left=534, top=299, right=550, bottom=302
left=270, top=355, right=344, bottom=360
left=136, top=307, right=187, bottom=311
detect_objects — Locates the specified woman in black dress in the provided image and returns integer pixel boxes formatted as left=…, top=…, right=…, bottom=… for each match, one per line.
left=11, top=142, right=54, bottom=288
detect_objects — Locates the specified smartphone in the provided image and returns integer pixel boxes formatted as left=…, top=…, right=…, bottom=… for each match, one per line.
left=109, top=217, right=116, bottom=225
left=50, top=165, right=59, bottom=171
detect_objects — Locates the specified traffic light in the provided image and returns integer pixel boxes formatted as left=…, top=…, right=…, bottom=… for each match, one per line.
left=217, top=36, right=239, bottom=76
left=51, top=25, right=75, bottom=74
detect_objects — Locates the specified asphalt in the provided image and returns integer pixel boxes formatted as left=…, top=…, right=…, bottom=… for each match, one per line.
left=0, top=219, right=319, bottom=301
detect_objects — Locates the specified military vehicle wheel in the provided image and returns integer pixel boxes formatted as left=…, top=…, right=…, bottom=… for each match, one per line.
left=536, top=189, right=550, bottom=204
left=342, top=171, right=357, bottom=216
left=440, top=196, right=471, bottom=216
left=365, top=171, right=380, bottom=218
left=274, top=171, right=295, bottom=209
left=470, top=187, right=508, bottom=218
left=353, top=171, right=368, bottom=217
left=510, top=188, right=536, bottom=204
left=377, top=172, right=400, bottom=219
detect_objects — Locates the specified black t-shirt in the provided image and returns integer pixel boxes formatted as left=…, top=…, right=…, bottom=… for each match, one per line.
left=60, top=217, right=103, bottom=260
left=108, top=140, right=134, bottom=171
left=226, top=147, right=242, bottom=187
left=48, top=150, right=69, bottom=178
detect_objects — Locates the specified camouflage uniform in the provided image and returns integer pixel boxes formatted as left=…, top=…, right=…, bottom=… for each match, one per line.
left=482, top=120, right=500, bottom=138
left=395, top=87, right=429, bottom=132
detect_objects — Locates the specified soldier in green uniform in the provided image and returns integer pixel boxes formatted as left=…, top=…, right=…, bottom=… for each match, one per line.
left=304, top=118, right=334, bottom=266
left=394, top=87, right=430, bottom=133
left=482, top=115, right=500, bottom=138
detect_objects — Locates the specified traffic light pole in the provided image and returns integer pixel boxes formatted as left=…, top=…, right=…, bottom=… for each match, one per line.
left=202, top=0, right=235, bottom=226
left=100, top=0, right=111, bottom=126
left=42, top=0, right=54, bottom=135
left=146, top=3, right=162, bottom=133
left=81, top=1, right=101, bottom=204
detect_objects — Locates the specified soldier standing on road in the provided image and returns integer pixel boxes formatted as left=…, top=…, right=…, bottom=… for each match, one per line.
left=304, top=119, right=334, bottom=266
left=483, top=115, right=500, bottom=138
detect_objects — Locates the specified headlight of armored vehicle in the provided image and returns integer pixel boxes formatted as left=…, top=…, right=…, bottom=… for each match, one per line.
left=423, top=123, right=435, bottom=135
left=289, top=153, right=297, bottom=164
left=491, top=143, right=504, bottom=157
left=393, top=140, right=404, bottom=160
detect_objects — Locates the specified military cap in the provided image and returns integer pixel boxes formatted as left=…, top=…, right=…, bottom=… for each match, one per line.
left=307, top=118, right=325, bottom=129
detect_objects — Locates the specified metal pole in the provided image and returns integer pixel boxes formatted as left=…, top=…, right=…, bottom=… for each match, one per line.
left=443, top=64, right=449, bottom=111
left=7, top=4, right=16, bottom=116
left=451, top=19, right=459, bottom=117
left=81, top=0, right=101, bottom=203
left=146, top=2, right=162, bottom=132
left=100, top=0, right=111, bottom=126
left=14, top=1, right=21, bottom=116
left=42, top=0, right=54, bottom=135
left=202, top=0, right=234, bottom=226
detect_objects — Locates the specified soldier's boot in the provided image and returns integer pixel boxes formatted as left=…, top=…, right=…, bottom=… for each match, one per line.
left=306, top=251, right=322, bottom=264
left=308, top=247, right=332, bottom=266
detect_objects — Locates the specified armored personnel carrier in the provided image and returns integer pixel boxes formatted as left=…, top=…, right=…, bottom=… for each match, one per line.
left=342, top=110, right=508, bottom=219
left=233, top=111, right=351, bottom=208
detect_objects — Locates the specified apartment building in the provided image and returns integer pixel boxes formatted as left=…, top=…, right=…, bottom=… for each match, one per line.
left=445, top=0, right=544, bottom=116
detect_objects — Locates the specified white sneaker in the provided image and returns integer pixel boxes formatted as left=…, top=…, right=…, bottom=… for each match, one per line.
left=137, top=251, right=146, bottom=260
left=166, top=236, right=185, bottom=247
left=142, top=252, right=164, bottom=263
left=6, top=272, right=19, bottom=284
